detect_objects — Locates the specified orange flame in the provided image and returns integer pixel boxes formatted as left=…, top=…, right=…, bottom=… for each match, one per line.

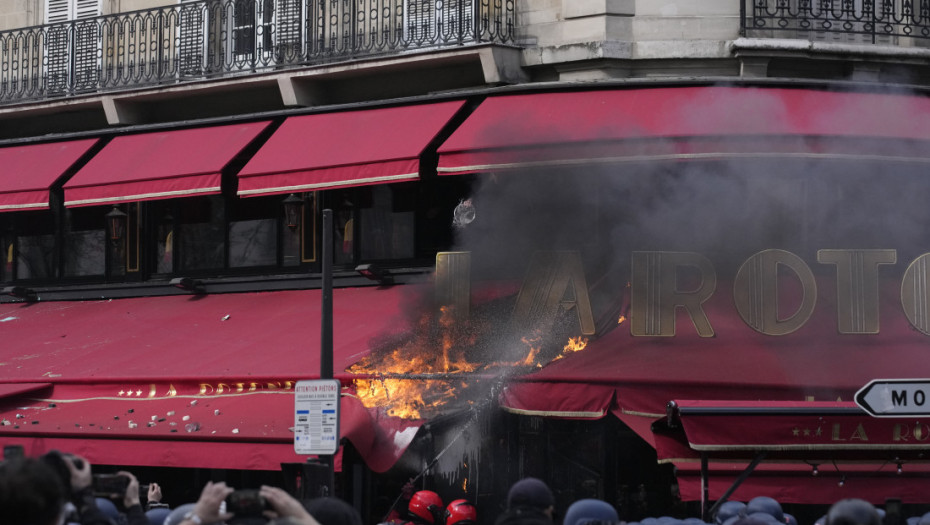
left=618, top=315, right=626, bottom=324
left=349, top=306, right=592, bottom=419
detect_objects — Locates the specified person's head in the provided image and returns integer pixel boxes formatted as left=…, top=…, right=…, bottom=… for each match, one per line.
left=0, top=457, right=68, bottom=525
left=715, top=502, right=747, bottom=525
left=305, top=496, right=363, bottom=525
left=445, top=499, right=477, bottom=525
left=164, top=503, right=197, bottom=525
left=563, top=499, right=618, bottom=525
left=745, top=497, right=783, bottom=523
left=826, top=499, right=882, bottom=525
left=145, top=507, right=172, bottom=525
left=507, top=478, right=555, bottom=517
left=408, top=490, right=444, bottom=525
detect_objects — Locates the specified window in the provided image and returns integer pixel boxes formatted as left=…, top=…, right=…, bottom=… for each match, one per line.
left=45, top=0, right=102, bottom=94
left=177, top=195, right=226, bottom=272
left=62, top=205, right=105, bottom=277
left=13, top=211, right=56, bottom=281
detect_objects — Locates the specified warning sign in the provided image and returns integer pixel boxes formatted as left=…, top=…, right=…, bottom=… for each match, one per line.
left=294, top=379, right=341, bottom=455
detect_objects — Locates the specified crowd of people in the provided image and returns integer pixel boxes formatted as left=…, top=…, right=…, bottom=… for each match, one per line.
left=0, top=451, right=916, bottom=525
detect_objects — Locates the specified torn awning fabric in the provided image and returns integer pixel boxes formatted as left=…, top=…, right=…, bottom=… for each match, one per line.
left=0, top=288, right=424, bottom=471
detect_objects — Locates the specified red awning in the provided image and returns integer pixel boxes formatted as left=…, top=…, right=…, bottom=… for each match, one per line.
left=673, top=461, right=930, bottom=505
left=660, top=400, right=929, bottom=457
left=0, top=287, right=424, bottom=471
left=0, top=139, right=98, bottom=211
left=237, top=101, right=466, bottom=196
left=63, top=122, right=272, bottom=207
left=650, top=400, right=930, bottom=503
left=437, top=87, right=930, bottom=174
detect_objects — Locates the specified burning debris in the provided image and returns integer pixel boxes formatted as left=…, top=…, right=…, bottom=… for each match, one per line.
left=348, top=298, right=591, bottom=420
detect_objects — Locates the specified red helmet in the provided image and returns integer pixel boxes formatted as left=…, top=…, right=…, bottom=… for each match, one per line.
left=446, top=499, right=477, bottom=525
left=408, top=490, right=444, bottom=524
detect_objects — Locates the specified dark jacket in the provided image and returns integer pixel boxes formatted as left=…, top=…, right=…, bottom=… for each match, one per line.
left=494, top=506, right=553, bottom=525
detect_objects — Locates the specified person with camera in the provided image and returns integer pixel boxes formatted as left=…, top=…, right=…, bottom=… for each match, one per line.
left=174, top=482, right=322, bottom=525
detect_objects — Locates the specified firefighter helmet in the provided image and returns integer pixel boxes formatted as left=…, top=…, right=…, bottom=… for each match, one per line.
left=446, top=499, right=477, bottom=525
left=408, top=490, right=444, bottom=525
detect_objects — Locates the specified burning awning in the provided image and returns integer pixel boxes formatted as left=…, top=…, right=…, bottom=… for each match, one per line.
left=0, top=139, right=98, bottom=211
left=0, top=287, right=423, bottom=471
left=497, top=271, right=930, bottom=502
left=237, top=101, right=467, bottom=197
left=63, top=122, right=272, bottom=207
left=436, top=86, right=930, bottom=175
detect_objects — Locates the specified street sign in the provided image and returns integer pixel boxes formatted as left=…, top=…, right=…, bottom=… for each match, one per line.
left=855, top=379, right=930, bottom=417
left=294, top=379, right=340, bottom=455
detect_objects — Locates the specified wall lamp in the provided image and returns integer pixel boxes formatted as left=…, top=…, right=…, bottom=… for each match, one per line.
left=170, top=277, right=205, bottom=294
left=355, top=264, right=393, bottom=285
left=106, top=205, right=128, bottom=243
left=282, top=193, right=304, bottom=231
left=2, top=285, right=36, bottom=301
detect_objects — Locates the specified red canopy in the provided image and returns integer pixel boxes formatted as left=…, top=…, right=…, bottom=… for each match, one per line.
left=0, top=287, right=425, bottom=471
left=498, top=273, right=930, bottom=503
left=63, top=122, right=271, bottom=206
left=0, top=139, right=98, bottom=211
left=237, top=101, right=466, bottom=196
left=437, top=87, right=930, bottom=175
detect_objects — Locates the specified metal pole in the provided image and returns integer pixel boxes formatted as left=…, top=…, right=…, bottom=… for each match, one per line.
left=321, top=208, right=333, bottom=380
left=318, top=208, right=334, bottom=496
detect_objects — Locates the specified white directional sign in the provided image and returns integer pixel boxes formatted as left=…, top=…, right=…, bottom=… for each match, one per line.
left=294, top=379, right=340, bottom=455
left=855, top=379, right=930, bottom=417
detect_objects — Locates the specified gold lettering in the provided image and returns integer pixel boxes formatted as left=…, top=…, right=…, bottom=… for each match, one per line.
left=916, top=423, right=930, bottom=441
left=630, top=251, right=716, bottom=337
left=282, top=381, right=294, bottom=390
left=267, top=382, right=280, bottom=390
left=894, top=423, right=908, bottom=442
left=249, top=382, right=260, bottom=392
left=512, top=251, right=596, bottom=335
left=166, top=384, right=177, bottom=397
left=817, top=250, right=896, bottom=334
left=217, top=383, right=230, bottom=394
left=236, top=383, right=245, bottom=393
left=902, top=254, right=930, bottom=335
left=832, top=423, right=845, bottom=441
left=199, top=384, right=213, bottom=395
left=734, top=249, right=816, bottom=335
left=850, top=423, right=868, bottom=441
left=148, top=384, right=157, bottom=398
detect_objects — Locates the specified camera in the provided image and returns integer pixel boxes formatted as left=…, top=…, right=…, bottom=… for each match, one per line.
left=2, top=444, right=24, bottom=461
left=39, top=450, right=84, bottom=492
left=225, top=489, right=269, bottom=516
left=92, top=473, right=130, bottom=496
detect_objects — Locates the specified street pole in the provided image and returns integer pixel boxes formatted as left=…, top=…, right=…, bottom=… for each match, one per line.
left=318, top=208, right=335, bottom=496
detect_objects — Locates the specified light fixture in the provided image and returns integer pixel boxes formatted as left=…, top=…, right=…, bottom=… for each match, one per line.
left=170, top=277, right=205, bottom=294
left=452, top=198, right=476, bottom=228
left=282, top=193, right=304, bottom=231
left=355, top=263, right=393, bottom=285
left=2, top=285, right=36, bottom=301
left=897, top=462, right=903, bottom=475
left=838, top=475, right=846, bottom=487
left=106, top=205, right=128, bottom=243
left=812, top=464, right=819, bottom=476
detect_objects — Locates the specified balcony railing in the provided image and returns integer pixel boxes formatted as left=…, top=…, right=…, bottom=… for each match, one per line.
left=741, top=0, right=930, bottom=45
left=0, top=0, right=515, bottom=104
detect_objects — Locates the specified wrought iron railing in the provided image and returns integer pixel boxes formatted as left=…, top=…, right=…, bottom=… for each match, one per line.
left=0, top=0, right=515, bottom=104
left=741, top=0, right=930, bottom=45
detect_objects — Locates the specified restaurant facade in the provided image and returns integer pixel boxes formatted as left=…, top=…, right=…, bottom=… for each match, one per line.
left=3, top=1, right=930, bottom=523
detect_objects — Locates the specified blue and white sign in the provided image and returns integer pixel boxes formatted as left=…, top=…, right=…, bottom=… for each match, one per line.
left=294, top=379, right=341, bottom=455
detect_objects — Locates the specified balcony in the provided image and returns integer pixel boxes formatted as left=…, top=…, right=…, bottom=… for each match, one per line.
left=741, top=0, right=930, bottom=46
left=0, top=0, right=515, bottom=106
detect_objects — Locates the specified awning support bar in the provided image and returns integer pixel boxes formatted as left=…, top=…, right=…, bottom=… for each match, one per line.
left=703, top=451, right=767, bottom=522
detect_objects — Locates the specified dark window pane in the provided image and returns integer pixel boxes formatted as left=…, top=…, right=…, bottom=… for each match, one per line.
left=178, top=196, right=225, bottom=271
left=17, top=234, right=55, bottom=279
left=360, top=185, right=414, bottom=260
left=63, top=206, right=106, bottom=277
left=229, top=218, right=276, bottom=267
